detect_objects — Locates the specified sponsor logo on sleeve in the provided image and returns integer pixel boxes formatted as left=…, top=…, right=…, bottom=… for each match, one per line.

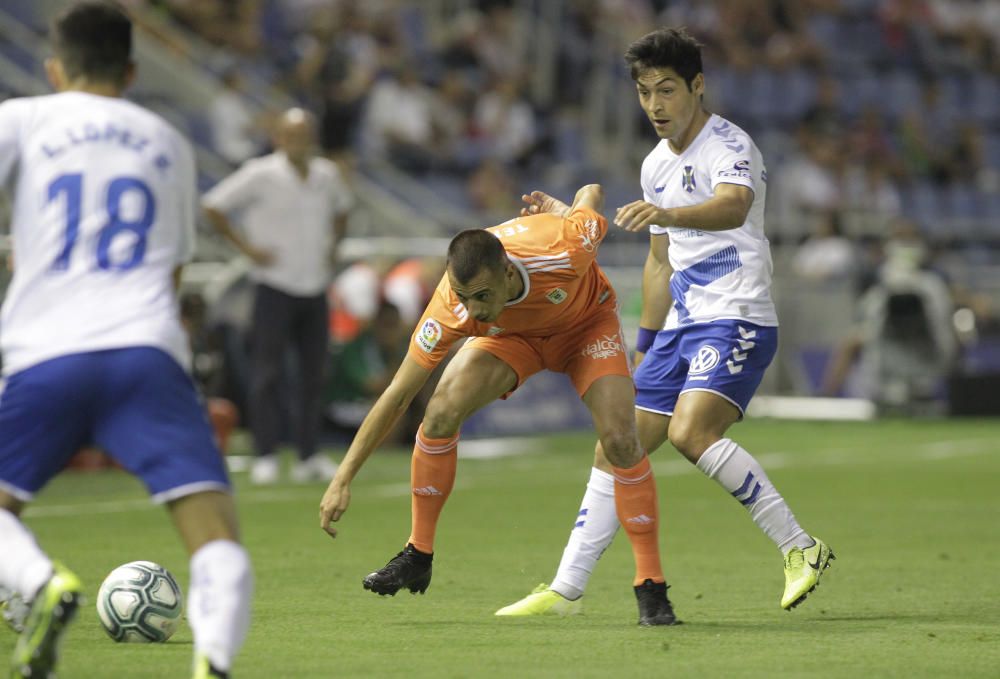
left=415, top=318, right=443, bottom=353
left=718, top=159, right=752, bottom=181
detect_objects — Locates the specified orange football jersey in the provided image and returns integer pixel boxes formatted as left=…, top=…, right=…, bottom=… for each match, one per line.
left=407, top=206, right=617, bottom=370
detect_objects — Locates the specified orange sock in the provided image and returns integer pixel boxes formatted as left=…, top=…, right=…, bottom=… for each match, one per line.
left=407, top=424, right=459, bottom=554
left=612, top=454, right=664, bottom=586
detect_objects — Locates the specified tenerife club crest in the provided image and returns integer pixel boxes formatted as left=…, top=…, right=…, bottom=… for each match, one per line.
left=682, top=165, right=696, bottom=193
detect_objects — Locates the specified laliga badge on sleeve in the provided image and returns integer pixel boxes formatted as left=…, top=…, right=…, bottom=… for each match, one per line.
left=415, top=318, right=443, bottom=352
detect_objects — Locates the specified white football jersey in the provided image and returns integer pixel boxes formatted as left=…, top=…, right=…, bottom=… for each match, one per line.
left=641, top=113, right=778, bottom=330
left=0, top=92, right=196, bottom=376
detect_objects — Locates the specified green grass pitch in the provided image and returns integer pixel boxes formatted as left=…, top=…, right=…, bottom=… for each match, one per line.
left=3, top=418, right=999, bottom=678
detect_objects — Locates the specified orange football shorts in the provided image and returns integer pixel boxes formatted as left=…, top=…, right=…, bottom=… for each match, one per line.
left=462, top=303, right=631, bottom=398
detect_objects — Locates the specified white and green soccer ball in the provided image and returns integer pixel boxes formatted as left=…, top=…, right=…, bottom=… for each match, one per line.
left=96, top=561, right=183, bottom=643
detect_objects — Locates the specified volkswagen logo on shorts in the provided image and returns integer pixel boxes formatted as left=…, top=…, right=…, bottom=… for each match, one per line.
left=689, top=345, right=721, bottom=375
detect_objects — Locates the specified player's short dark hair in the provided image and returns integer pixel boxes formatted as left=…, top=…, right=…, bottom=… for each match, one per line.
left=447, top=229, right=507, bottom=284
left=52, top=1, right=132, bottom=85
left=624, top=27, right=703, bottom=90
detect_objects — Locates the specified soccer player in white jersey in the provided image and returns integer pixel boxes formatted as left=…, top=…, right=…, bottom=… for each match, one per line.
left=498, top=27, right=834, bottom=618
left=0, top=3, right=251, bottom=677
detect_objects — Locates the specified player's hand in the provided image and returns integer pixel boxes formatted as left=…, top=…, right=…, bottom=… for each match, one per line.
left=615, top=200, right=669, bottom=232
left=246, top=246, right=276, bottom=267
left=521, top=191, right=570, bottom=218
left=319, top=478, right=351, bottom=538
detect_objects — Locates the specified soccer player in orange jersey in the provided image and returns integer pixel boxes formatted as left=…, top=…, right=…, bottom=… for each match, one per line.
left=319, top=183, right=678, bottom=625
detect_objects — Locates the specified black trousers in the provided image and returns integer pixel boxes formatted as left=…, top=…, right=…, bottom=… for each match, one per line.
left=249, top=283, right=328, bottom=460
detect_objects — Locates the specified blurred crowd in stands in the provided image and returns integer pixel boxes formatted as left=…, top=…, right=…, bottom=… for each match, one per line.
left=3, top=0, right=1000, bottom=423
left=129, top=0, right=1000, bottom=238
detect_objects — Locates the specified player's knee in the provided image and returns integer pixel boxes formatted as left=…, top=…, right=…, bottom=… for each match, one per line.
left=667, top=419, right=712, bottom=461
left=600, top=428, right=640, bottom=468
left=421, top=399, right=463, bottom=439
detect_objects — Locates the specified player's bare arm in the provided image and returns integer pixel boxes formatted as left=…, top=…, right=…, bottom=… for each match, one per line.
left=520, top=183, right=604, bottom=218
left=615, top=182, right=753, bottom=233
left=635, top=234, right=672, bottom=366
left=319, top=355, right=433, bottom=537
left=520, top=190, right=570, bottom=218
left=568, top=183, right=605, bottom=213
left=203, top=206, right=276, bottom=266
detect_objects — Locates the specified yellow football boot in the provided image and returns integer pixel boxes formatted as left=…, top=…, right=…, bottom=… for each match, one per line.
left=782, top=537, right=835, bottom=610
left=11, top=562, right=83, bottom=679
left=495, top=583, right=583, bottom=617
left=193, top=652, right=230, bottom=678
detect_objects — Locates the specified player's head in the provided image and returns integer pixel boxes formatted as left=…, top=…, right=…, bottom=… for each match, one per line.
left=624, top=27, right=705, bottom=142
left=447, top=230, right=518, bottom=323
left=275, top=108, right=317, bottom=165
left=47, top=1, right=134, bottom=93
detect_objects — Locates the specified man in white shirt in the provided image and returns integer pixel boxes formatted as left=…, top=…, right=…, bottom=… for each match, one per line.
left=499, top=27, right=834, bottom=619
left=203, top=108, right=352, bottom=484
left=0, top=4, right=251, bottom=677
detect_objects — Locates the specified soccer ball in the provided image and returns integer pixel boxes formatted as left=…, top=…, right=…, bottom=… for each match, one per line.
left=96, top=561, right=183, bottom=643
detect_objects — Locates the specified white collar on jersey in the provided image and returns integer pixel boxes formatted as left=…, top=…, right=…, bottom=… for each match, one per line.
left=505, top=258, right=531, bottom=306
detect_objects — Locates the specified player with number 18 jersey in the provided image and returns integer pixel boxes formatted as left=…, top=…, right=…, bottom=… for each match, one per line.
left=0, top=6, right=250, bottom=678
left=0, top=92, right=195, bottom=376
left=0, top=91, right=228, bottom=504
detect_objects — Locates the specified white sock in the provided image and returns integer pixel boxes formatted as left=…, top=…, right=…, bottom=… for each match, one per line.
left=0, top=508, right=53, bottom=599
left=188, top=540, right=253, bottom=672
left=697, top=438, right=813, bottom=554
left=550, top=467, right=619, bottom=600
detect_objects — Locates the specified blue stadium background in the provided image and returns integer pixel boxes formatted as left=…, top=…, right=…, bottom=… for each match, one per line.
left=1, top=0, right=998, bottom=435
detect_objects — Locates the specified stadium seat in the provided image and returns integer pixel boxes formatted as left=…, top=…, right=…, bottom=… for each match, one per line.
left=883, top=71, right=921, bottom=120
left=839, top=73, right=881, bottom=118
left=984, top=193, right=1000, bottom=240
left=968, top=73, right=999, bottom=125
left=184, top=113, right=214, bottom=149
left=420, top=174, right=472, bottom=211
left=0, top=0, right=46, bottom=33
left=903, top=181, right=945, bottom=234
left=778, top=68, right=817, bottom=123
left=834, top=17, right=885, bottom=70
left=746, top=68, right=780, bottom=127
left=805, top=14, right=839, bottom=54
left=0, top=42, right=40, bottom=77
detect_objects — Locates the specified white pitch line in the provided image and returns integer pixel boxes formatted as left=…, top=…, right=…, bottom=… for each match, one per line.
left=459, top=437, right=544, bottom=459
left=23, top=489, right=310, bottom=519
left=23, top=481, right=440, bottom=519
left=21, top=437, right=994, bottom=519
left=24, top=497, right=154, bottom=518
left=914, top=438, right=997, bottom=459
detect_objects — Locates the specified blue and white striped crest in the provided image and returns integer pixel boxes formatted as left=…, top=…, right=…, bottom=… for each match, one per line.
left=682, top=165, right=696, bottom=193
